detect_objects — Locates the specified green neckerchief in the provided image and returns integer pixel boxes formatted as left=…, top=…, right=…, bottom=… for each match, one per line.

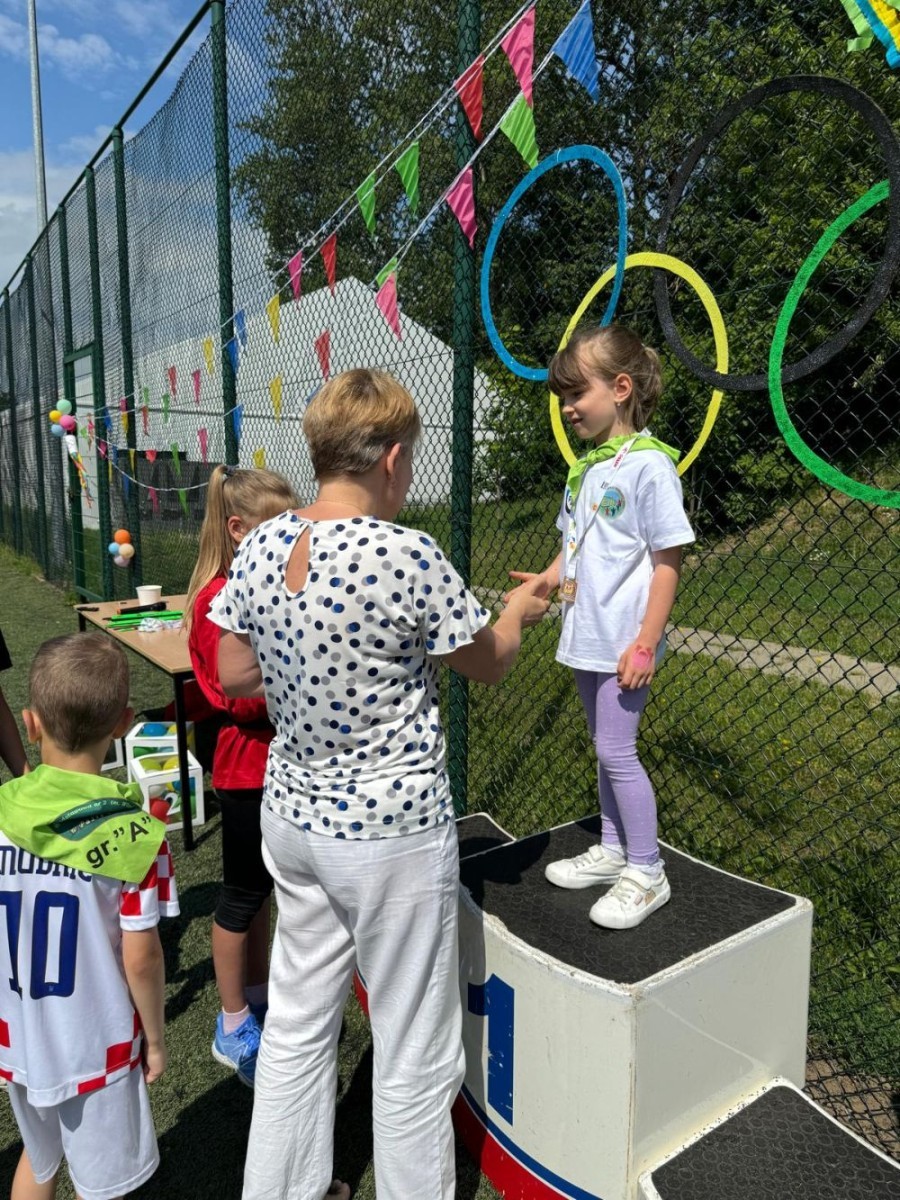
left=565, top=434, right=681, bottom=504
left=0, top=765, right=166, bottom=884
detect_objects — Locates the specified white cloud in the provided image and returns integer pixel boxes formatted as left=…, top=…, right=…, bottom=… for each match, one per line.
left=0, top=9, right=125, bottom=83
left=0, top=146, right=75, bottom=286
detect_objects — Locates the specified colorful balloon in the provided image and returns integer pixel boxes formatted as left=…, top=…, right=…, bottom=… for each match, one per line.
left=57, top=399, right=72, bottom=415
left=113, top=529, right=132, bottom=545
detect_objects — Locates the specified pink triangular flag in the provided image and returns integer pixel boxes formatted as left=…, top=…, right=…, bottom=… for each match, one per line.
left=320, top=235, right=337, bottom=295
left=167, top=366, right=177, bottom=399
left=315, top=329, right=331, bottom=380
left=454, top=55, right=484, bottom=140
left=502, top=7, right=536, bottom=105
left=288, top=251, right=303, bottom=302
left=192, top=369, right=201, bottom=406
left=149, top=486, right=159, bottom=515
left=198, top=427, right=209, bottom=463
left=375, top=273, right=402, bottom=340
left=446, top=168, right=477, bottom=248
left=146, top=448, right=158, bottom=464
left=98, top=440, right=107, bottom=459
left=119, top=396, right=127, bottom=413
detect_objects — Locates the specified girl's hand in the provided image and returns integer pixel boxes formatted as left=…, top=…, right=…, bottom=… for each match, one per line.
left=617, top=641, right=656, bottom=690
left=503, top=571, right=553, bottom=604
left=504, top=576, right=550, bottom=626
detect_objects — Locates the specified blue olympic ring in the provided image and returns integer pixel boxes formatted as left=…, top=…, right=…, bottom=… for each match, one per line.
left=480, top=145, right=629, bottom=382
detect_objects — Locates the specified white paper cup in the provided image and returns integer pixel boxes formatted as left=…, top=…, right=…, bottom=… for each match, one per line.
left=136, top=585, right=163, bottom=605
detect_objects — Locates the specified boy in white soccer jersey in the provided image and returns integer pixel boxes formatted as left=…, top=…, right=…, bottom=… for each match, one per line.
left=0, top=633, right=178, bottom=1200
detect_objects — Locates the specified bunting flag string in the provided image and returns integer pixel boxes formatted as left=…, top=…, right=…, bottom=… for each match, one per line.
left=191, top=370, right=200, bottom=407
left=198, top=428, right=209, bottom=463
left=321, top=234, right=337, bottom=295
left=226, top=338, right=239, bottom=376
left=315, top=330, right=332, bottom=380
left=502, top=6, right=536, bottom=104
left=178, top=489, right=189, bottom=518
left=840, top=0, right=900, bottom=62
left=171, top=444, right=181, bottom=478
left=232, top=404, right=243, bottom=444
left=203, top=337, right=216, bottom=375
left=500, top=93, right=539, bottom=167
left=375, top=271, right=402, bottom=340
left=234, top=310, right=248, bottom=348
left=266, top=294, right=281, bottom=343
left=454, top=55, right=485, bottom=141
left=356, top=173, right=377, bottom=235
left=446, top=167, right=477, bottom=248
left=149, top=487, right=159, bottom=514
left=288, top=251, right=303, bottom=301
left=270, top=375, right=283, bottom=421
left=551, top=0, right=600, bottom=102
left=141, top=391, right=149, bottom=435
left=376, top=257, right=399, bottom=287
left=394, top=143, right=420, bottom=215
left=252, top=449, right=267, bottom=470
left=119, top=396, right=129, bottom=437
left=146, top=448, right=157, bottom=464
left=167, top=366, right=177, bottom=399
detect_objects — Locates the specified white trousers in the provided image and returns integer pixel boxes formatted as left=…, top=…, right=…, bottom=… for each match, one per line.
left=242, top=807, right=464, bottom=1200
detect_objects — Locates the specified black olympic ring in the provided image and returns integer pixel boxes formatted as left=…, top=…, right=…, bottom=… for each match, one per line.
left=654, top=75, right=900, bottom=393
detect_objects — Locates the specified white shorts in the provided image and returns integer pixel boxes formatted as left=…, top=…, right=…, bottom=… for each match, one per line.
left=7, top=1066, right=159, bottom=1200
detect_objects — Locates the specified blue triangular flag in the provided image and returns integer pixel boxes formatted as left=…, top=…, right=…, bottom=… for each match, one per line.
left=234, top=309, right=248, bottom=348
left=551, top=0, right=599, bottom=102
left=226, top=338, right=239, bottom=375
left=102, top=405, right=112, bottom=434
left=303, top=385, right=321, bottom=407
left=232, top=403, right=243, bottom=443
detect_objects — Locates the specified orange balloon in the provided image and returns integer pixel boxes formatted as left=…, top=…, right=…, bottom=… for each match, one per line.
left=113, top=529, right=132, bottom=545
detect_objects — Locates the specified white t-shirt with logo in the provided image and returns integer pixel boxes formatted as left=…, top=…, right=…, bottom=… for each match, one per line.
left=209, top=512, right=491, bottom=839
left=556, top=449, right=695, bottom=673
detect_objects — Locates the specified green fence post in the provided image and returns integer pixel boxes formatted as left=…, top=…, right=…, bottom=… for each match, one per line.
left=85, top=166, right=114, bottom=598
left=212, top=0, right=238, bottom=466
left=1, top=288, right=23, bottom=554
left=25, top=261, right=49, bottom=574
left=448, top=0, right=481, bottom=818
left=113, top=128, right=142, bottom=586
left=57, top=204, right=87, bottom=597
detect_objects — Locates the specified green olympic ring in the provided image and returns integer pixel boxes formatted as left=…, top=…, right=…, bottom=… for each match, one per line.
left=769, top=179, right=900, bottom=508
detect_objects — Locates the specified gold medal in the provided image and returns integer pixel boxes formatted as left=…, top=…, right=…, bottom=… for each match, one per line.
left=559, top=577, right=578, bottom=602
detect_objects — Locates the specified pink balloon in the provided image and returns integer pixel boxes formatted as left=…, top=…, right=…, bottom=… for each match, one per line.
left=59, top=414, right=77, bottom=432
left=113, top=555, right=129, bottom=567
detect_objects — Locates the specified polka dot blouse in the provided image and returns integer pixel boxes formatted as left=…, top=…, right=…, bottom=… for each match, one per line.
left=209, top=511, right=491, bottom=839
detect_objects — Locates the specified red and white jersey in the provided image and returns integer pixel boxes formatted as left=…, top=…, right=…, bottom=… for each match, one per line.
left=0, top=835, right=178, bottom=1106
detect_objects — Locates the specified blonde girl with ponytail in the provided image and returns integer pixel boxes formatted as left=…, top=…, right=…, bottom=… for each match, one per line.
left=508, top=324, right=696, bottom=931
left=186, top=465, right=298, bottom=1087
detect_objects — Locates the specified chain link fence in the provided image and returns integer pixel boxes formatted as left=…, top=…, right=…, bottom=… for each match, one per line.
left=0, top=0, right=898, bottom=1159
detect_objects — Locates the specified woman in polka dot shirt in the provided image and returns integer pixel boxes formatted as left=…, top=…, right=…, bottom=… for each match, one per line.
left=211, top=368, right=548, bottom=1200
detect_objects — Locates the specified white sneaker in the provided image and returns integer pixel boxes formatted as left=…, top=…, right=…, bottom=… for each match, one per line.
left=545, top=843, right=626, bottom=889
left=589, top=865, right=671, bottom=929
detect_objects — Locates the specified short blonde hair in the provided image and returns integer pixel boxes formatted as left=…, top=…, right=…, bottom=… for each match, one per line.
left=29, top=633, right=129, bottom=752
left=549, top=325, right=663, bottom=430
left=303, top=369, right=421, bottom=477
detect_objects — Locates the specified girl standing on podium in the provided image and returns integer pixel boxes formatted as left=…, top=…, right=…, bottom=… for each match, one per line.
left=509, top=325, right=695, bottom=930
left=186, top=464, right=298, bottom=1086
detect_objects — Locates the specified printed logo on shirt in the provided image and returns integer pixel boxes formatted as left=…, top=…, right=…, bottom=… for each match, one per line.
left=563, top=487, right=573, bottom=516
left=599, top=487, right=626, bottom=520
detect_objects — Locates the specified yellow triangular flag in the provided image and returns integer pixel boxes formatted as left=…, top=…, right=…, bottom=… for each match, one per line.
left=266, top=295, right=281, bottom=344
left=129, top=449, right=136, bottom=473
left=121, top=411, right=129, bottom=437
left=203, top=337, right=215, bottom=376
left=269, top=375, right=283, bottom=421
left=252, top=448, right=267, bottom=469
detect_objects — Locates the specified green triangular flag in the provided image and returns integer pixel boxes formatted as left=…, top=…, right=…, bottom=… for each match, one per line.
left=394, top=142, right=420, bottom=216
left=162, top=392, right=170, bottom=423
left=500, top=94, right=538, bottom=169
left=171, top=443, right=180, bottom=478
left=376, top=258, right=399, bottom=288
left=178, top=488, right=189, bottom=518
left=141, top=386, right=150, bottom=407
left=356, top=173, right=377, bottom=236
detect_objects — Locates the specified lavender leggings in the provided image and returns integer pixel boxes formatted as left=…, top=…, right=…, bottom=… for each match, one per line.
left=574, top=670, right=659, bottom=869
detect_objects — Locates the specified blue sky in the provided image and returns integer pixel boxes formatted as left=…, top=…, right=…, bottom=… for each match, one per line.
left=0, top=0, right=206, bottom=286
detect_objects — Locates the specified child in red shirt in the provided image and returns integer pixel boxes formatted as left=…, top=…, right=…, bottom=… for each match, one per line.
left=186, top=465, right=298, bottom=1087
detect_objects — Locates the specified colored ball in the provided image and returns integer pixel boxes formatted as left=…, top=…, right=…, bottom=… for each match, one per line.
left=140, top=723, right=167, bottom=738
left=51, top=424, right=65, bottom=438
left=149, top=798, right=171, bottom=823
left=57, top=399, right=72, bottom=415
left=161, top=757, right=179, bottom=771
left=113, top=529, right=131, bottom=545
left=108, top=542, right=120, bottom=555
left=113, top=555, right=129, bottom=567
left=118, top=542, right=135, bottom=560
left=59, top=414, right=76, bottom=432
left=48, top=409, right=61, bottom=423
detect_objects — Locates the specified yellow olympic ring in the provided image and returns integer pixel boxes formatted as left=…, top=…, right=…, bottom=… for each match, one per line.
left=549, top=252, right=729, bottom=475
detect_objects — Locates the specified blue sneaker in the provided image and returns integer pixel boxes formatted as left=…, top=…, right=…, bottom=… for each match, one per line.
left=211, top=1012, right=261, bottom=1087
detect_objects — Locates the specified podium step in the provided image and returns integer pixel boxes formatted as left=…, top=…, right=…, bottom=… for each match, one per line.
left=456, top=817, right=813, bottom=1199
left=458, top=811, right=514, bottom=860
left=640, top=1082, right=900, bottom=1200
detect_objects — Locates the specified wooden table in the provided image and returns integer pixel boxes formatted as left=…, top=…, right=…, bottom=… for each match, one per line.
left=75, top=595, right=198, bottom=851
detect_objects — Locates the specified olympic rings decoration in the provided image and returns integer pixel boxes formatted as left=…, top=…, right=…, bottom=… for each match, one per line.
left=769, top=180, right=900, bottom=509
left=549, top=252, right=729, bottom=476
left=655, top=76, right=900, bottom=393
left=480, top=145, right=628, bottom=381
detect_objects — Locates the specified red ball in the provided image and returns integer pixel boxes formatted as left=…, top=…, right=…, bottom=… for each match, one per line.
left=149, top=798, right=171, bottom=824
